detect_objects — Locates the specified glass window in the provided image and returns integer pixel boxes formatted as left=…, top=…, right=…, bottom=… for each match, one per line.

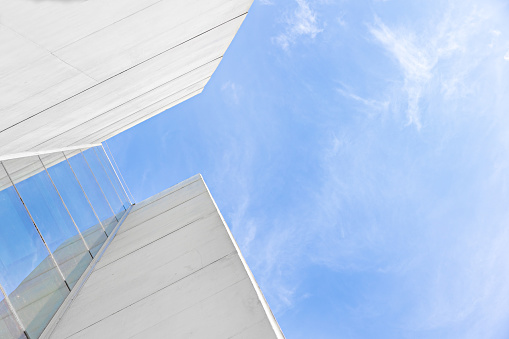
left=0, top=289, right=25, bottom=339
left=65, top=150, right=119, bottom=237
left=0, top=162, right=69, bottom=338
left=40, top=153, right=107, bottom=257
left=95, top=146, right=130, bottom=210
left=82, top=148, right=126, bottom=234
left=103, top=142, right=135, bottom=204
left=2, top=156, right=92, bottom=290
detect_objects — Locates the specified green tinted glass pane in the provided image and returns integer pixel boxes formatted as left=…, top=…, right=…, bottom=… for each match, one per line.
left=0, top=292, right=25, bottom=339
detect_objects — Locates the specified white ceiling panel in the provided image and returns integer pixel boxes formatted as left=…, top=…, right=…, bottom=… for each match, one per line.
left=0, top=1, right=251, bottom=158
left=54, top=0, right=251, bottom=81
left=0, top=0, right=252, bottom=187
left=32, top=60, right=220, bottom=151
left=0, top=0, right=162, bottom=51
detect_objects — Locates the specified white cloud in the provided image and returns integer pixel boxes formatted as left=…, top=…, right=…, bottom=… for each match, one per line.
left=369, top=18, right=436, bottom=129
left=505, top=50, right=509, bottom=60
left=221, top=81, right=241, bottom=105
left=250, top=0, right=509, bottom=325
left=336, top=11, right=347, bottom=27
left=216, top=0, right=509, bottom=331
left=336, top=85, right=389, bottom=113
left=259, top=0, right=274, bottom=5
left=273, top=0, right=323, bottom=50
left=368, top=3, right=507, bottom=130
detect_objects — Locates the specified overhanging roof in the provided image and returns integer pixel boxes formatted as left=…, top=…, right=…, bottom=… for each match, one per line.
left=0, top=0, right=252, bottom=157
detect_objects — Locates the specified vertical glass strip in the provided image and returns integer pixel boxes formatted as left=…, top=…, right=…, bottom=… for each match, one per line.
left=40, top=153, right=108, bottom=257
left=66, top=151, right=118, bottom=236
left=38, top=155, right=92, bottom=254
left=103, top=142, right=135, bottom=204
left=101, top=144, right=132, bottom=205
left=81, top=149, right=125, bottom=234
left=0, top=162, right=69, bottom=338
left=0, top=284, right=25, bottom=339
left=3, top=157, right=92, bottom=290
left=93, top=147, right=129, bottom=210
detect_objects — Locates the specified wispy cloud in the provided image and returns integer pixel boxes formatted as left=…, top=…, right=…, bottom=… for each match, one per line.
left=273, top=0, right=323, bottom=50
left=336, top=85, right=389, bottom=113
left=369, top=18, right=437, bottom=129
left=244, top=1, right=509, bottom=330
left=368, top=3, right=507, bottom=130
left=336, top=11, right=347, bottom=27
left=193, top=0, right=509, bottom=335
left=221, top=81, right=241, bottom=105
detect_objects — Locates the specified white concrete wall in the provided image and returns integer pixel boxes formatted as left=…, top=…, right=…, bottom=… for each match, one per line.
left=0, top=0, right=253, bottom=185
left=41, top=175, right=284, bottom=338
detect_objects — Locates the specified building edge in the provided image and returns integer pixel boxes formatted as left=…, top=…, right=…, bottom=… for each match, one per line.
left=39, top=206, right=133, bottom=339
left=199, top=174, right=286, bottom=339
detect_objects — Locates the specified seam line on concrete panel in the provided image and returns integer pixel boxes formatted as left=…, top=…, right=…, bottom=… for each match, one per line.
left=200, top=176, right=287, bottom=339
left=0, top=23, right=66, bottom=78
left=66, top=87, right=203, bottom=150
left=0, top=143, right=100, bottom=161
left=95, top=210, right=217, bottom=271
left=34, top=69, right=215, bottom=150
left=227, top=318, right=273, bottom=339
left=0, top=21, right=97, bottom=85
left=40, top=61, right=217, bottom=148
left=49, top=52, right=97, bottom=82
left=1, top=61, right=95, bottom=116
left=0, top=12, right=248, bottom=134
left=119, top=191, right=209, bottom=234
left=127, top=275, right=255, bottom=339
left=65, top=252, right=240, bottom=338
left=79, top=89, right=202, bottom=149
left=53, top=0, right=165, bottom=53
left=129, top=178, right=202, bottom=215
left=87, top=88, right=204, bottom=144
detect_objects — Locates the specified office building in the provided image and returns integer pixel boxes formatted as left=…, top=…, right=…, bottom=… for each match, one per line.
left=0, top=1, right=284, bottom=338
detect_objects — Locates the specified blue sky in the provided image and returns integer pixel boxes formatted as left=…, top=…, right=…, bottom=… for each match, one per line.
left=108, top=0, right=509, bottom=338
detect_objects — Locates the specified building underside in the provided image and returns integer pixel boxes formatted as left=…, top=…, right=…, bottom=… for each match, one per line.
left=0, top=1, right=285, bottom=338
left=0, top=0, right=251, bottom=184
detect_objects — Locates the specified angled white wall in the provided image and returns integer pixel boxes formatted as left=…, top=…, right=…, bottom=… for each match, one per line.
left=0, top=0, right=253, bottom=186
left=41, top=175, right=284, bottom=338
left=0, top=0, right=252, bottom=155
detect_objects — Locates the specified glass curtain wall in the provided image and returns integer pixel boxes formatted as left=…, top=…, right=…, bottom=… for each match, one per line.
left=0, top=145, right=131, bottom=339
left=0, top=286, right=25, bottom=339
left=81, top=148, right=128, bottom=234
left=103, top=142, right=135, bottom=204
left=40, top=153, right=108, bottom=257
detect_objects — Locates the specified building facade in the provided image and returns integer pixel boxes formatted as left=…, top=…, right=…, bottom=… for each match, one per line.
left=0, top=1, right=284, bottom=338
left=42, top=174, right=284, bottom=338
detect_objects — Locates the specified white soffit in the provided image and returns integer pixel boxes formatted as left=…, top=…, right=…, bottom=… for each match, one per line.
left=0, top=0, right=253, bottom=157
